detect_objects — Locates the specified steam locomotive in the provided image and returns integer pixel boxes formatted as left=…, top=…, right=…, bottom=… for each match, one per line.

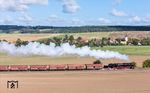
left=104, top=63, right=135, bottom=69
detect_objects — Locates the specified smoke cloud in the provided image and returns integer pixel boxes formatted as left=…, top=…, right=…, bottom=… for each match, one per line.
left=0, top=42, right=129, bottom=61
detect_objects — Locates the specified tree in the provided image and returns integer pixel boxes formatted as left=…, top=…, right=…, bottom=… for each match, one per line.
left=141, top=38, right=150, bottom=45
left=53, top=37, right=62, bottom=46
left=2, top=39, right=8, bottom=42
left=22, top=41, right=29, bottom=45
left=131, top=62, right=136, bottom=68
left=76, top=37, right=82, bottom=42
left=63, top=35, right=69, bottom=43
left=101, top=37, right=108, bottom=46
left=69, top=35, right=74, bottom=45
left=88, top=40, right=95, bottom=47
left=143, top=59, right=150, bottom=68
left=132, top=38, right=140, bottom=45
left=115, top=38, right=122, bottom=45
left=15, top=38, right=29, bottom=47
left=15, top=38, right=22, bottom=47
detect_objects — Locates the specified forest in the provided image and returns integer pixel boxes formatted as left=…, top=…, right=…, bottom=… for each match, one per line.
left=0, top=25, right=150, bottom=33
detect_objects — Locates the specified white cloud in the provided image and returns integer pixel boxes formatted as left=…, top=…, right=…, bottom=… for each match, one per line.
left=0, top=0, right=48, bottom=12
left=20, top=0, right=48, bottom=5
left=18, top=13, right=34, bottom=24
left=0, top=0, right=79, bottom=14
left=115, top=0, right=123, bottom=4
left=46, top=15, right=85, bottom=26
left=130, top=15, right=150, bottom=24
left=62, top=0, right=80, bottom=14
left=0, top=16, right=14, bottom=24
left=98, top=18, right=111, bottom=24
left=47, top=15, right=65, bottom=22
left=111, top=9, right=127, bottom=17
left=70, top=18, right=84, bottom=25
left=0, top=0, right=28, bottom=12
left=143, top=16, right=150, bottom=23
left=130, top=16, right=141, bottom=23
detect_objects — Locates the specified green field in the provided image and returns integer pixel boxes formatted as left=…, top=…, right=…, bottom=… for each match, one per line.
left=93, top=46, right=150, bottom=55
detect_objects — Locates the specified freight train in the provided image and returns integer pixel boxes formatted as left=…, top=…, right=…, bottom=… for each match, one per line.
left=0, top=62, right=135, bottom=71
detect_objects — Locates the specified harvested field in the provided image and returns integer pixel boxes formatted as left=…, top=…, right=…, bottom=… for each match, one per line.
left=0, top=32, right=109, bottom=43
left=66, top=32, right=110, bottom=39
left=0, top=32, right=150, bottom=43
left=1, top=69, right=150, bottom=93
left=109, top=31, right=150, bottom=40
left=0, top=34, right=61, bottom=42
left=67, top=31, right=150, bottom=40
left=0, top=54, right=149, bottom=67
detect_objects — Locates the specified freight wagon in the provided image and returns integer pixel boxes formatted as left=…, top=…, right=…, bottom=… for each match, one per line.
left=0, top=65, right=9, bottom=71
left=49, top=64, right=67, bottom=71
left=30, top=65, right=49, bottom=71
left=9, top=65, right=29, bottom=71
left=67, top=64, right=86, bottom=70
left=86, top=64, right=102, bottom=70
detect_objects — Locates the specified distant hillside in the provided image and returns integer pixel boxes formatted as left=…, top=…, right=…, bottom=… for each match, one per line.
left=0, top=25, right=150, bottom=33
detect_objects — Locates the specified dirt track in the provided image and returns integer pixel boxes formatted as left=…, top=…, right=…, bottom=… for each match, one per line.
left=1, top=69, right=150, bottom=93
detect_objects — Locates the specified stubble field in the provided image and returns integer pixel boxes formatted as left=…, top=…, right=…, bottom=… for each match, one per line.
left=0, top=54, right=149, bottom=67
left=1, top=70, right=150, bottom=93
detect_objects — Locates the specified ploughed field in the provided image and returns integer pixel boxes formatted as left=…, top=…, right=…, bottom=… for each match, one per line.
left=1, top=69, right=150, bottom=93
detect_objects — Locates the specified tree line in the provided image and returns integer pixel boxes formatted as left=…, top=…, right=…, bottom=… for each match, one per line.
left=36, top=35, right=150, bottom=47
left=1, top=35, right=149, bottom=47
left=0, top=25, right=150, bottom=33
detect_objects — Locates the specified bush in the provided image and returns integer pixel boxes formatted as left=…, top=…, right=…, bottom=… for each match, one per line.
left=93, top=60, right=102, bottom=64
left=143, top=59, right=150, bottom=68
left=102, top=37, right=109, bottom=46
left=141, top=38, right=150, bottom=45
left=132, top=38, right=140, bottom=45
left=15, top=38, right=29, bottom=47
left=131, top=62, right=136, bottom=68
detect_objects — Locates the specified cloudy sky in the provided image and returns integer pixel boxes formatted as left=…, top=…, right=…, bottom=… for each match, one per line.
left=0, top=0, right=150, bottom=26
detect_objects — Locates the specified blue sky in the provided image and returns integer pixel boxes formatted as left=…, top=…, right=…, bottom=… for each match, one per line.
left=0, top=0, right=150, bottom=26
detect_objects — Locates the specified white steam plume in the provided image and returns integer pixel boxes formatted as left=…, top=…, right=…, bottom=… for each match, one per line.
left=0, top=42, right=129, bottom=61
